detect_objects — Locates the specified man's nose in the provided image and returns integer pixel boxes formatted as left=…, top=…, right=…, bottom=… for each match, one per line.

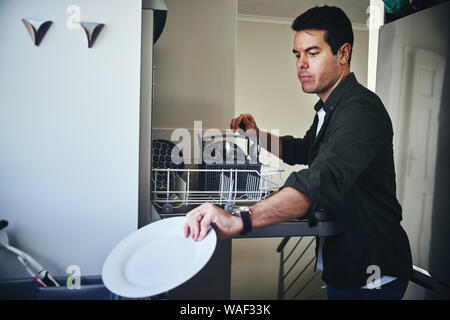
left=297, top=56, right=308, bottom=70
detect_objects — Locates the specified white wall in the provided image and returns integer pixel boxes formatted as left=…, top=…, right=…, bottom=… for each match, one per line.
left=235, top=20, right=316, bottom=181
left=232, top=19, right=369, bottom=299
left=353, top=29, right=369, bottom=87
left=153, top=0, right=237, bottom=132
left=0, top=0, right=143, bottom=277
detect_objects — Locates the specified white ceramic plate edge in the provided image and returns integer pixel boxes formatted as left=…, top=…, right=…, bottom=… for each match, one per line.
left=102, top=217, right=217, bottom=298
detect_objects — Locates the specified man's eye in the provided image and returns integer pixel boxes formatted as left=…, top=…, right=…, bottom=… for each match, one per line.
left=309, top=51, right=318, bottom=56
left=295, top=55, right=300, bottom=59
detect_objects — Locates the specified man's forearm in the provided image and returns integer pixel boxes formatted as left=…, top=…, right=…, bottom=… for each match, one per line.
left=248, top=187, right=312, bottom=228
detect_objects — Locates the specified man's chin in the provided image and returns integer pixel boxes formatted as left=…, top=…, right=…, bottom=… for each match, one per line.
left=301, top=85, right=316, bottom=94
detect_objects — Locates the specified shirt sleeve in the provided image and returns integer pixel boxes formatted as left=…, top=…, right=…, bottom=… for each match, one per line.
left=282, top=95, right=392, bottom=209
left=281, top=126, right=315, bottom=165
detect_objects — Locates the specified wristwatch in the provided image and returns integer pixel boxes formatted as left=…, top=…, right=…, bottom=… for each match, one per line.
left=231, top=206, right=252, bottom=235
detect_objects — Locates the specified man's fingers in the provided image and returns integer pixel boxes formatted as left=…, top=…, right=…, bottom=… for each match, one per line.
left=184, top=223, right=190, bottom=238
left=231, top=118, right=238, bottom=131
left=185, top=202, right=223, bottom=241
left=232, top=116, right=241, bottom=131
left=198, top=214, right=213, bottom=241
left=185, top=209, right=203, bottom=240
left=231, top=114, right=253, bottom=132
left=237, top=114, right=246, bottom=132
left=190, top=219, right=200, bottom=240
left=243, top=115, right=256, bottom=129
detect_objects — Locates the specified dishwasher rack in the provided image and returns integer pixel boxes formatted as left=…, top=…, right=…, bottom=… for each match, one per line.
left=152, top=165, right=284, bottom=214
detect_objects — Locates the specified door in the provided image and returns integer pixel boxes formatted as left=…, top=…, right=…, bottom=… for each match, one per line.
left=400, top=48, right=445, bottom=269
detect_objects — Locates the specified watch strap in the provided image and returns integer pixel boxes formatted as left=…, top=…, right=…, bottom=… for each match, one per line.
left=239, top=210, right=252, bottom=235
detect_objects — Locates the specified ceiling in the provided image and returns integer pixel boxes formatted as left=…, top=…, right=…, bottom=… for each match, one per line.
left=238, top=0, right=371, bottom=24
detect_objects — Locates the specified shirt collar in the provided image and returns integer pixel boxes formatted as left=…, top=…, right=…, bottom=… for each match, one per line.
left=313, top=72, right=357, bottom=113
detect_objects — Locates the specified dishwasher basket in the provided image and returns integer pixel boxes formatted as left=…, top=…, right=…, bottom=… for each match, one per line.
left=151, top=134, right=284, bottom=215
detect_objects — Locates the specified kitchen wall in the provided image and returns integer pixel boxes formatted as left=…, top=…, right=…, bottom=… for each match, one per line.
left=152, top=0, right=237, bottom=133
left=232, top=18, right=369, bottom=299
left=0, top=0, right=143, bottom=278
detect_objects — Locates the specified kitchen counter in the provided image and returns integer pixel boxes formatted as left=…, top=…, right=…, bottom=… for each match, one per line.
left=159, top=211, right=342, bottom=239
left=164, top=211, right=342, bottom=299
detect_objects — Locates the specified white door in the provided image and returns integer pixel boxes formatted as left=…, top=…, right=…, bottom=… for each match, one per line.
left=400, top=48, right=445, bottom=269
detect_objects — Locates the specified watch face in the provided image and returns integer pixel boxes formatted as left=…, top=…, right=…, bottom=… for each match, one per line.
left=232, top=211, right=241, bottom=217
left=233, top=207, right=249, bottom=216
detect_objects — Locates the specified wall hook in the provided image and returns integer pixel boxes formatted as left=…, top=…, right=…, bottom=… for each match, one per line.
left=77, top=22, right=104, bottom=48
left=22, top=19, right=52, bottom=46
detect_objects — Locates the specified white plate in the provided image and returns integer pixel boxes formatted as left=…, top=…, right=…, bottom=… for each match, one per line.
left=102, top=216, right=217, bottom=298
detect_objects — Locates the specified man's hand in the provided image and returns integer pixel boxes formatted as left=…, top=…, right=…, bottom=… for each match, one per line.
left=229, top=114, right=283, bottom=157
left=230, top=114, right=259, bottom=135
left=184, top=203, right=243, bottom=241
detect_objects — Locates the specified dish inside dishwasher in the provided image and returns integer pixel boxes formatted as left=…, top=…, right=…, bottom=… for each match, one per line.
left=151, top=135, right=284, bottom=216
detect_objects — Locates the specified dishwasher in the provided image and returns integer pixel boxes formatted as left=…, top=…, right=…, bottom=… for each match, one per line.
left=151, top=134, right=284, bottom=216
left=149, top=134, right=345, bottom=300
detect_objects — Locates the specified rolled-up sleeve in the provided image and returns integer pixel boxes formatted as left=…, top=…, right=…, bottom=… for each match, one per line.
left=282, top=96, right=391, bottom=209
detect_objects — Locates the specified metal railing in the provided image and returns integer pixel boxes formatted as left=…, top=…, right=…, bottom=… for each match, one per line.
left=276, top=236, right=326, bottom=300
left=277, top=238, right=450, bottom=300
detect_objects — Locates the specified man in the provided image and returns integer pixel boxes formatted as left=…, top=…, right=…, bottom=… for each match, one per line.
left=184, top=6, right=413, bottom=300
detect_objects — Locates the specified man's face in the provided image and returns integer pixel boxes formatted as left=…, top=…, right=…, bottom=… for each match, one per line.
left=293, top=29, right=342, bottom=101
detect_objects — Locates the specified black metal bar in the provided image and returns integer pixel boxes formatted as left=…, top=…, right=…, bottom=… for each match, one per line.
left=282, top=237, right=314, bottom=280
left=291, top=271, right=321, bottom=300
left=436, top=279, right=450, bottom=290
left=283, top=255, right=316, bottom=295
left=272, top=212, right=342, bottom=300
left=235, top=220, right=319, bottom=238
left=234, top=220, right=343, bottom=239
left=276, top=236, right=291, bottom=253
left=410, top=269, right=435, bottom=291
left=277, top=250, right=285, bottom=300
left=283, top=237, right=303, bottom=264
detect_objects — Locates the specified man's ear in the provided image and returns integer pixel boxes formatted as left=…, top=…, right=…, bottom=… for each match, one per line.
left=338, top=43, right=352, bottom=65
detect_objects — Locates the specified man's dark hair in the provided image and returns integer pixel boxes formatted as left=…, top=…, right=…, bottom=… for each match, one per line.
left=291, top=6, right=354, bottom=65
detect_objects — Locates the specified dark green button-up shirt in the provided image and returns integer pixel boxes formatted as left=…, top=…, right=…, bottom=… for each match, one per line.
left=281, top=73, right=413, bottom=289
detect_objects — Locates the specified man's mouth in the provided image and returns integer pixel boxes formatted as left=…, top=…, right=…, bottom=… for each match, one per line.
left=299, top=74, right=312, bottom=82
